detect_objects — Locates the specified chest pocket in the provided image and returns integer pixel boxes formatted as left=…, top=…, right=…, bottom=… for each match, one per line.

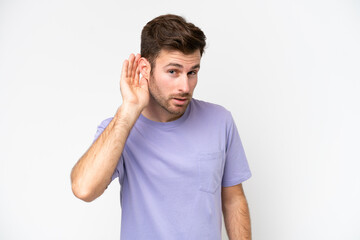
left=197, top=151, right=224, bottom=194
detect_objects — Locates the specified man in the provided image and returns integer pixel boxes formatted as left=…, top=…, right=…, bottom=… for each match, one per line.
left=71, top=14, right=252, bottom=240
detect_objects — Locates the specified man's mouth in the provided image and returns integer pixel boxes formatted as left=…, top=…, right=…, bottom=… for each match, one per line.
left=172, top=97, right=189, bottom=105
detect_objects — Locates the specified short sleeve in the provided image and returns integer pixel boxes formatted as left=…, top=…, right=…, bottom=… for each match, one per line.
left=221, top=113, right=252, bottom=187
left=93, top=118, right=125, bottom=183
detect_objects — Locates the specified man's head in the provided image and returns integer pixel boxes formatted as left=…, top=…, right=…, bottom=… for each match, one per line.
left=140, top=14, right=206, bottom=71
left=139, top=14, right=206, bottom=122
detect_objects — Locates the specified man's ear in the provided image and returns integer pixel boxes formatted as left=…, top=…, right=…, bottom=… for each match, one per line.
left=138, top=57, right=151, bottom=80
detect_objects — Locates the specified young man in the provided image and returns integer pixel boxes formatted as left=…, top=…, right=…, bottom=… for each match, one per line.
left=71, top=14, right=252, bottom=240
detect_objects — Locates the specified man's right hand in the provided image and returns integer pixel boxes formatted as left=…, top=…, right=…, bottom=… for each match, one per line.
left=120, top=53, right=149, bottom=111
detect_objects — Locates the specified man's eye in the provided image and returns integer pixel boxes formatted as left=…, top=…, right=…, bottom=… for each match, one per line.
left=169, top=70, right=176, bottom=74
left=188, top=71, right=197, bottom=75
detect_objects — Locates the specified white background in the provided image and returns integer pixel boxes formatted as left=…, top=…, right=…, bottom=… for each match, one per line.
left=1, top=0, right=359, bottom=239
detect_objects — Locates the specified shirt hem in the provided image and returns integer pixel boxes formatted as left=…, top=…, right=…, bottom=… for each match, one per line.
left=221, top=173, right=252, bottom=187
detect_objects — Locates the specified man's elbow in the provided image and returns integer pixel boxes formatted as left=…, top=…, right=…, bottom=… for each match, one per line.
left=70, top=168, right=95, bottom=202
left=70, top=168, right=109, bottom=202
left=71, top=182, right=96, bottom=202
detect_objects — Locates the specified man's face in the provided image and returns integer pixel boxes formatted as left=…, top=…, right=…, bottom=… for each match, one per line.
left=147, top=49, right=201, bottom=119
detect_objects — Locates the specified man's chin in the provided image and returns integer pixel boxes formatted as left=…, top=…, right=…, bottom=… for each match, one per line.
left=168, top=102, right=189, bottom=115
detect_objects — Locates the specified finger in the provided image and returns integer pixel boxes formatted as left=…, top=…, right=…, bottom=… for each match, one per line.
left=139, top=75, right=148, bottom=89
left=134, top=66, right=140, bottom=85
left=121, top=59, right=129, bottom=82
left=127, top=54, right=135, bottom=77
left=131, top=54, right=141, bottom=81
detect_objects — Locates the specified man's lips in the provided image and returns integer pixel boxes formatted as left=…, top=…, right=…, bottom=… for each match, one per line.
left=172, top=97, right=189, bottom=105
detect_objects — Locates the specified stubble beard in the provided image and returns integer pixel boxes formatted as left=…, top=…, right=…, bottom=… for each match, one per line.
left=148, top=77, right=191, bottom=117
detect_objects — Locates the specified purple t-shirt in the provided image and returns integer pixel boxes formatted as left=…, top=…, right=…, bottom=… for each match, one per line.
left=94, top=99, right=251, bottom=240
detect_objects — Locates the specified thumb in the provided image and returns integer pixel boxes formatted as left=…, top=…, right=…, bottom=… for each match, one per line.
left=139, top=76, right=149, bottom=89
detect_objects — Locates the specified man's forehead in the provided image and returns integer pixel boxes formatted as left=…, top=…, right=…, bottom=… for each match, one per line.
left=156, top=49, right=201, bottom=67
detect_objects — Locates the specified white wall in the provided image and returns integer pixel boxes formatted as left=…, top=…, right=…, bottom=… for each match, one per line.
left=1, top=0, right=359, bottom=239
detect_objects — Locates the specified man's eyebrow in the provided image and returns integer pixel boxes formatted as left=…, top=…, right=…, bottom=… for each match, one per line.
left=191, top=64, right=200, bottom=70
left=164, top=63, right=183, bottom=68
left=164, top=63, right=201, bottom=69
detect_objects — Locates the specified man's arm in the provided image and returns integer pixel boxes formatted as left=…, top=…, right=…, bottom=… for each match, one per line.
left=71, top=53, right=149, bottom=202
left=222, top=183, right=251, bottom=240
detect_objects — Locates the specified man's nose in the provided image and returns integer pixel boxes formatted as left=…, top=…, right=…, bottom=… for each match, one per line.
left=177, top=75, right=190, bottom=93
